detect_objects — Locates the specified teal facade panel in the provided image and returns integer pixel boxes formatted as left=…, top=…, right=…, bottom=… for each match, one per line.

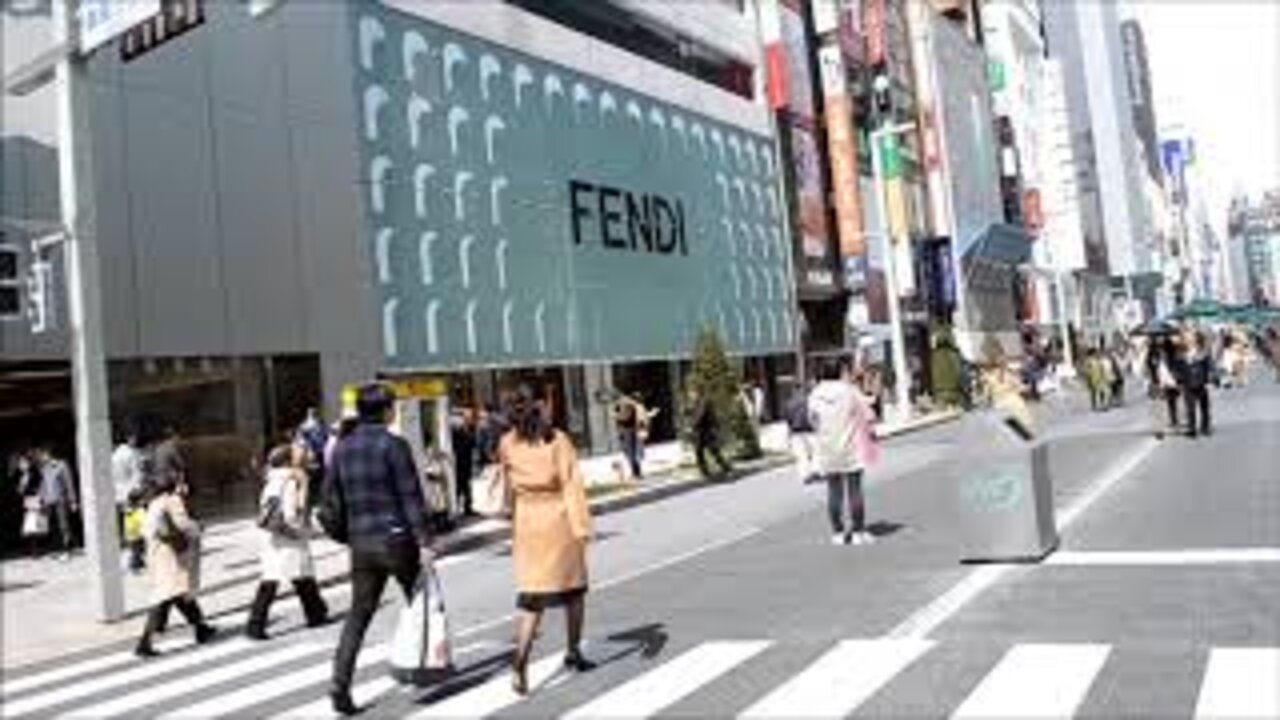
left=349, top=1, right=796, bottom=370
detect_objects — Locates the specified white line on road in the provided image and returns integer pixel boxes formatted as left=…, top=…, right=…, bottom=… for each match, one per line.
left=1, top=639, right=255, bottom=717
left=0, top=637, right=192, bottom=698
left=1046, top=548, right=1280, bottom=566
left=562, top=641, right=771, bottom=720
left=157, top=644, right=391, bottom=719
left=950, top=643, right=1111, bottom=719
left=269, top=677, right=399, bottom=720
left=60, top=641, right=327, bottom=718
left=1194, top=648, right=1280, bottom=719
left=887, top=439, right=1158, bottom=640
left=406, top=651, right=566, bottom=719
left=738, top=639, right=934, bottom=719
left=443, top=525, right=764, bottom=644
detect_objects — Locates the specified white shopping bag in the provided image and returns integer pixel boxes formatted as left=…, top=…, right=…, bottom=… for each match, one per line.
left=390, top=565, right=454, bottom=686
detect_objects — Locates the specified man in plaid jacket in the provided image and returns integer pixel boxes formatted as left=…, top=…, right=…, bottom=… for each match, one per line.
left=326, top=383, right=433, bottom=715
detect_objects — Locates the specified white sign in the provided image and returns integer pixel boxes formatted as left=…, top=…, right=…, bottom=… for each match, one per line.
left=812, top=0, right=841, bottom=35
left=78, top=0, right=160, bottom=54
left=818, top=45, right=847, bottom=98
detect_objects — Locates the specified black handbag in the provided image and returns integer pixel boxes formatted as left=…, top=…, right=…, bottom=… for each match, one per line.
left=316, top=475, right=348, bottom=544
left=155, top=509, right=190, bottom=554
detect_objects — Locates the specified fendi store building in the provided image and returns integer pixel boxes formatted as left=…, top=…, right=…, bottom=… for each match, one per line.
left=0, top=0, right=797, bottom=519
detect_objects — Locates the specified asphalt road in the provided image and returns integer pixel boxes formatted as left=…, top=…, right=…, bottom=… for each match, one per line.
left=3, top=379, right=1277, bottom=719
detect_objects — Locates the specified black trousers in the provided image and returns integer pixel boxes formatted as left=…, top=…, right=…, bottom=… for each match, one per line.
left=333, top=543, right=421, bottom=692
left=1185, top=386, right=1212, bottom=436
left=247, top=578, right=328, bottom=636
left=138, top=596, right=207, bottom=648
left=49, top=501, right=75, bottom=551
left=695, top=438, right=732, bottom=480
left=619, top=430, right=643, bottom=478
left=1165, top=389, right=1181, bottom=428
left=455, top=460, right=474, bottom=514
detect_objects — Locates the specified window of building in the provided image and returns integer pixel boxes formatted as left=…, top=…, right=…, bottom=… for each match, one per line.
left=505, top=0, right=755, bottom=99
left=0, top=239, right=21, bottom=320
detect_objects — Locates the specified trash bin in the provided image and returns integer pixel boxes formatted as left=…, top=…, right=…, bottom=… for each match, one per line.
left=954, top=411, right=1058, bottom=563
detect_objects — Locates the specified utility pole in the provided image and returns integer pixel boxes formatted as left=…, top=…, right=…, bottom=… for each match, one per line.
left=53, top=0, right=124, bottom=622
left=870, top=121, right=917, bottom=422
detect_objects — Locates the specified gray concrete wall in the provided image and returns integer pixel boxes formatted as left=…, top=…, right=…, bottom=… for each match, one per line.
left=1, top=2, right=378, bottom=409
left=0, top=1, right=380, bottom=401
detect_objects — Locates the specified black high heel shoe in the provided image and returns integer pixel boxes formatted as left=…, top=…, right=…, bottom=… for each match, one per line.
left=564, top=650, right=597, bottom=673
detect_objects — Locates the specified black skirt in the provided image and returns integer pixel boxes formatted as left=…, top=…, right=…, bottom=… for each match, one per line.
left=516, top=587, right=587, bottom=612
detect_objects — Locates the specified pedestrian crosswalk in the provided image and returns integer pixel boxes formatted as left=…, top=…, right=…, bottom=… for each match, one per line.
left=2, top=635, right=1278, bottom=719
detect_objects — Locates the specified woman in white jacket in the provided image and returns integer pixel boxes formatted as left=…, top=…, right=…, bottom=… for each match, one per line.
left=807, top=357, right=879, bottom=546
left=245, top=444, right=329, bottom=640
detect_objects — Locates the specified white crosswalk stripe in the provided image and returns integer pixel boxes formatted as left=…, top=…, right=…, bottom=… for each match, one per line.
left=157, top=644, right=390, bottom=720
left=1, top=639, right=256, bottom=717
left=8, top=636, right=1280, bottom=719
left=270, top=676, right=400, bottom=720
left=951, top=643, right=1112, bottom=719
left=562, top=641, right=771, bottom=720
left=0, top=638, right=193, bottom=699
left=406, top=652, right=566, bottom=719
left=60, top=641, right=328, bottom=718
left=1194, top=648, right=1280, bottom=719
left=738, top=639, right=935, bottom=719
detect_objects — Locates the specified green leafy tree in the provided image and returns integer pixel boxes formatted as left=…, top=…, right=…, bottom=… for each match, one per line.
left=683, top=329, right=762, bottom=460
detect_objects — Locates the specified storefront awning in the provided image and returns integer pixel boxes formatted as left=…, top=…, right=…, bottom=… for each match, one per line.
left=961, top=223, right=1034, bottom=266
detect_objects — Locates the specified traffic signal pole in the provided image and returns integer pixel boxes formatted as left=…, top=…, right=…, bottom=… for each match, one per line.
left=53, top=0, right=125, bottom=623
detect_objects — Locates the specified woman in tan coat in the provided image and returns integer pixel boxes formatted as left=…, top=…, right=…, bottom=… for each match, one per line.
left=495, top=385, right=594, bottom=695
left=135, top=471, right=216, bottom=657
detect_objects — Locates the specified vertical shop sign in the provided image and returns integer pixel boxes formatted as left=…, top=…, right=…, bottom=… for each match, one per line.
left=865, top=0, right=887, bottom=66
left=820, top=45, right=865, bottom=262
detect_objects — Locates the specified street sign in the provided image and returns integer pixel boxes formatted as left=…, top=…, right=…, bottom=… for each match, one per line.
left=25, top=258, right=54, bottom=334
left=879, top=134, right=902, bottom=179
left=78, top=0, right=160, bottom=54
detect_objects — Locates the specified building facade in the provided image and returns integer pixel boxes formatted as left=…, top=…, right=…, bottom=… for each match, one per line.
left=0, top=0, right=793, bottom=516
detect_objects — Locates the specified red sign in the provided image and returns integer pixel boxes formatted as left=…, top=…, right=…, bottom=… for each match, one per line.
left=864, top=0, right=886, bottom=66
left=766, top=43, right=789, bottom=110
left=1023, top=189, right=1044, bottom=236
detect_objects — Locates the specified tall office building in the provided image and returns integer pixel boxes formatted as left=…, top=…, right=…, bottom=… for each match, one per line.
left=1120, top=19, right=1162, bottom=184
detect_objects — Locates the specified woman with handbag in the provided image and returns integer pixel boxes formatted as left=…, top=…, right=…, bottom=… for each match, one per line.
left=245, top=444, right=329, bottom=641
left=492, top=385, right=595, bottom=696
left=135, top=471, right=216, bottom=658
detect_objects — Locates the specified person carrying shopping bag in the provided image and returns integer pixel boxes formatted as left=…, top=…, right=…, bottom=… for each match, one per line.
left=134, top=472, right=217, bottom=658
left=490, top=385, right=595, bottom=696
left=322, top=383, right=436, bottom=716
left=245, top=444, right=329, bottom=641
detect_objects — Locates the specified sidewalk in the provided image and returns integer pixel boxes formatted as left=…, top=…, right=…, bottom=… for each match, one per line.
left=0, top=409, right=961, bottom=669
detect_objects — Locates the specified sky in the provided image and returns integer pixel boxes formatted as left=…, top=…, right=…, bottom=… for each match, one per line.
left=1123, top=0, right=1280, bottom=222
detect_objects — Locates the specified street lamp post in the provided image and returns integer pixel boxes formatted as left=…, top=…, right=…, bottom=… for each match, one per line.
left=869, top=122, right=917, bottom=423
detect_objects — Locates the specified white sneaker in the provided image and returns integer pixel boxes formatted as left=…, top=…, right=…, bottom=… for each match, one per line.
left=856, top=532, right=876, bottom=546
left=831, top=533, right=846, bottom=546
left=849, top=533, right=865, bottom=546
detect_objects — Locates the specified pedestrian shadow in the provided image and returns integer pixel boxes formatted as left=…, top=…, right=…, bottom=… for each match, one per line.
left=409, top=622, right=669, bottom=707
left=0, top=579, right=42, bottom=593
left=867, top=521, right=906, bottom=539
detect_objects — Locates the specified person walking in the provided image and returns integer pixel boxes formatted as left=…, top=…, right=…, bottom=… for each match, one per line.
left=492, top=385, right=595, bottom=696
left=296, top=408, right=330, bottom=513
left=689, top=387, right=733, bottom=480
left=154, top=426, right=189, bottom=498
left=325, top=383, right=435, bottom=716
left=613, top=394, right=645, bottom=481
left=807, top=358, right=878, bottom=546
left=1083, top=350, right=1108, bottom=412
left=112, top=430, right=146, bottom=566
left=785, top=380, right=816, bottom=483
left=1182, top=332, right=1214, bottom=438
left=33, top=446, right=78, bottom=559
left=246, top=444, right=329, bottom=641
left=134, top=472, right=216, bottom=657
left=1266, top=328, right=1280, bottom=383
left=1108, top=348, right=1126, bottom=408
left=450, top=408, right=478, bottom=517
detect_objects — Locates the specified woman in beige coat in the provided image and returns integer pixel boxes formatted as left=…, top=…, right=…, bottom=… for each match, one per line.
left=135, top=472, right=216, bottom=657
left=496, top=385, right=594, bottom=695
